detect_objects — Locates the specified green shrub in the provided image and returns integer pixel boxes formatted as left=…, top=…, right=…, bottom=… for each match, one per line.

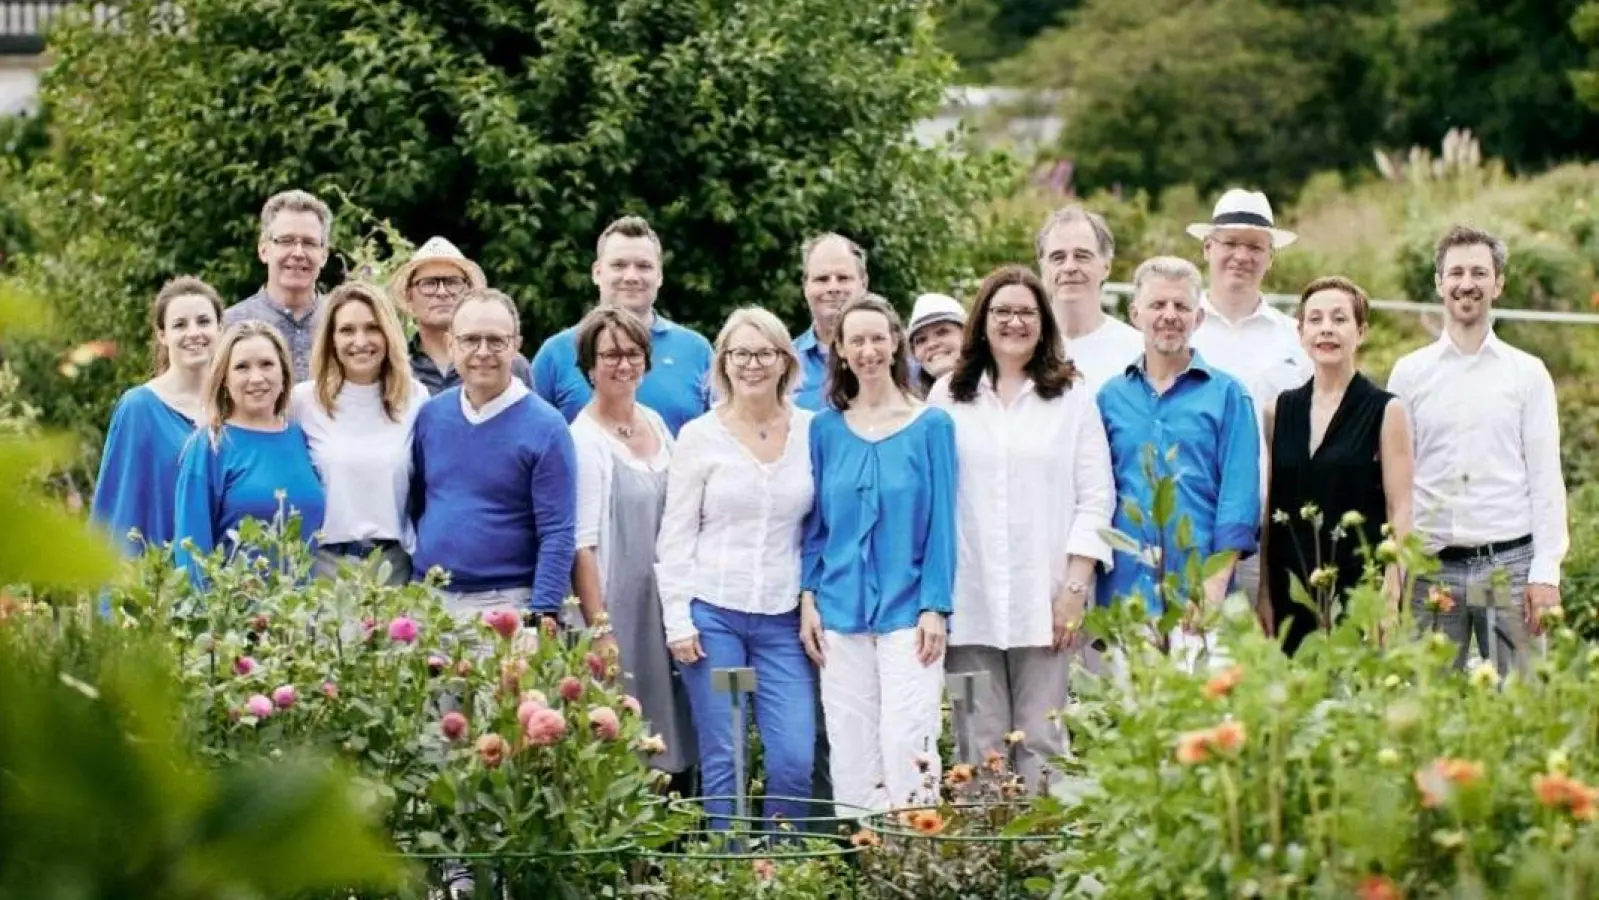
left=1562, top=482, right=1599, bottom=641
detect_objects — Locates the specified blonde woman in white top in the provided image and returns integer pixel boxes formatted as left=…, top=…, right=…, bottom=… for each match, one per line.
left=570, top=306, right=696, bottom=779
left=289, top=281, right=428, bottom=584
left=655, top=306, right=815, bottom=828
left=928, top=265, right=1113, bottom=792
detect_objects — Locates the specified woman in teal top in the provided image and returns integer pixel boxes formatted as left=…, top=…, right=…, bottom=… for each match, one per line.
left=91, top=277, right=223, bottom=557
left=800, top=294, right=957, bottom=815
left=174, top=322, right=326, bottom=583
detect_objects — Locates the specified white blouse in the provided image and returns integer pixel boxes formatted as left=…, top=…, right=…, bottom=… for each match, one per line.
left=928, top=374, right=1114, bottom=649
left=654, top=405, right=816, bottom=643
left=572, top=405, right=674, bottom=600
left=289, top=379, right=429, bottom=548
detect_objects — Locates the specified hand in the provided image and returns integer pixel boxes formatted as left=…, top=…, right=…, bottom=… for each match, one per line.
left=1525, top=583, right=1562, bottom=636
left=592, top=631, right=619, bottom=661
left=1201, top=568, right=1233, bottom=611
left=799, top=593, right=827, bottom=667
left=915, top=611, right=947, bottom=666
left=1051, top=590, right=1087, bottom=653
left=668, top=635, right=705, bottom=665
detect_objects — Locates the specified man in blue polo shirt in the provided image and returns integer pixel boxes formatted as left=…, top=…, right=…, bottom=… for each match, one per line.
left=531, top=216, right=713, bottom=435
left=1097, top=256, right=1260, bottom=631
left=791, top=233, right=870, bottom=411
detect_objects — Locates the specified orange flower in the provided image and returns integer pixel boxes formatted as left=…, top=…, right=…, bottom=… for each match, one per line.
left=1210, top=720, right=1246, bottom=754
left=1533, top=772, right=1599, bottom=820
left=983, top=749, right=1006, bottom=773
left=1439, top=758, right=1483, bottom=786
left=1175, top=730, right=1211, bottom=765
left=1356, top=874, right=1403, bottom=900
left=751, top=858, right=776, bottom=881
left=908, top=809, right=946, bottom=835
left=850, top=829, right=882, bottom=849
left=1425, top=585, right=1454, bottom=614
left=1415, top=758, right=1484, bottom=808
left=945, top=764, right=974, bottom=786
left=1203, top=665, right=1245, bottom=700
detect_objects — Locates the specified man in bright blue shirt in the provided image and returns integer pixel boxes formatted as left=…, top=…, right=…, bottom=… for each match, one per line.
left=412, top=289, right=577, bottom=620
left=791, top=233, right=870, bottom=411
left=1096, top=256, right=1260, bottom=618
left=530, top=216, right=713, bottom=435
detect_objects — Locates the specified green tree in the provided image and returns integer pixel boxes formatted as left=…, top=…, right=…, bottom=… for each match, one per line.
left=1007, top=0, right=1401, bottom=201
left=937, top=0, right=1080, bottom=80
left=17, top=0, right=1007, bottom=457
left=1572, top=0, right=1599, bottom=111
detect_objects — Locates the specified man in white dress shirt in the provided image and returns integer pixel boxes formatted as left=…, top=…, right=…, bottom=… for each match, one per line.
left=1035, top=204, right=1142, bottom=391
left=1387, top=225, right=1568, bottom=674
left=1186, top=188, right=1311, bottom=621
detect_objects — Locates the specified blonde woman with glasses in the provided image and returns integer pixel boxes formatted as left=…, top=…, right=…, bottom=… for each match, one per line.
left=655, top=306, right=816, bottom=829
left=174, top=321, right=326, bottom=582
left=290, top=281, right=429, bottom=584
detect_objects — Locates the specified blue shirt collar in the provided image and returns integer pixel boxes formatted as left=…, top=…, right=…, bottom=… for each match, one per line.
left=1123, top=348, right=1216, bottom=384
left=794, top=325, right=826, bottom=355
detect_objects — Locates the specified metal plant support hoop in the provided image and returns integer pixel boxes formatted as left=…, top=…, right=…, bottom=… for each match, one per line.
left=860, top=801, right=1069, bottom=899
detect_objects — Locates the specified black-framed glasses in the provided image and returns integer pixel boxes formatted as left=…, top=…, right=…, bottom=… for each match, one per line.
left=989, top=306, right=1039, bottom=324
left=453, top=333, right=515, bottom=354
left=727, top=348, right=780, bottom=367
left=598, top=349, right=646, bottom=367
left=412, top=275, right=470, bottom=296
left=268, top=235, right=326, bottom=251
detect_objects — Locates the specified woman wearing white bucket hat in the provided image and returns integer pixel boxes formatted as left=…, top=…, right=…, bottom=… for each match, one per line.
left=907, top=292, right=967, bottom=396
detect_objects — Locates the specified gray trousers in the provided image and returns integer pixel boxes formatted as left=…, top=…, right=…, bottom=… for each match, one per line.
left=946, top=645, right=1071, bottom=794
left=1412, top=541, right=1534, bottom=676
left=313, top=541, right=412, bottom=586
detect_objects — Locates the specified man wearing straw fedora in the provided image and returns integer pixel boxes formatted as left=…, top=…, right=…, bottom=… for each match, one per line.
left=392, top=236, right=533, bottom=395
left=1186, top=189, right=1311, bottom=618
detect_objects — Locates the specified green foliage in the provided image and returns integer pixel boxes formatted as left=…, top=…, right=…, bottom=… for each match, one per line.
left=1007, top=0, right=1401, bottom=201
left=17, top=0, right=1009, bottom=460
left=1558, top=483, right=1599, bottom=640
left=0, top=609, right=406, bottom=900
left=935, top=0, right=1080, bottom=80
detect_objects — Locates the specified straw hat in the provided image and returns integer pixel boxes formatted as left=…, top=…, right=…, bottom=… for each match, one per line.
left=387, top=236, right=487, bottom=305
left=1185, top=189, right=1297, bottom=249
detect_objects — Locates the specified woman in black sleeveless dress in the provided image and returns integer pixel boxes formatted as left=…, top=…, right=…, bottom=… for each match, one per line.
left=1264, top=277, right=1414, bottom=655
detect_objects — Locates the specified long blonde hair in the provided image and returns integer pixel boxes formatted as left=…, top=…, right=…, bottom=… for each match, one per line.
left=309, top=281, right=414, bottom=421
left=203, top=322, right=293, bottom=444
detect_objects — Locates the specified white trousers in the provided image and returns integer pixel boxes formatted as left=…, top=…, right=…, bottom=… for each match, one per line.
left=819, top=628, right=944, bottom=816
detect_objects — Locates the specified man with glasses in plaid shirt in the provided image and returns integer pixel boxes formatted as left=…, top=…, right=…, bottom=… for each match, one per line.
left=225, top=189, right=335, bottom=381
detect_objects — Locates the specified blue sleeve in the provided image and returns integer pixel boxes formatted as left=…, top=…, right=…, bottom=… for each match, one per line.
left=530, top=340, right=559, bottom=408
left=800, top=418, right=827, bottom=593
left=917, top=412, right=957, bottom=616
left=89, top=393, right=145, bottom=556
left=529, top=415, right=578, bottom=613
left=173, top=432, right=222, bottom=583
left=1212, top=383, right=1262, bottom=556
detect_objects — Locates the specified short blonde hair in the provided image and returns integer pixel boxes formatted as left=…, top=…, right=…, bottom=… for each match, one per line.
left=203, top=322, right=294, bottom=443
left=710, top=307, right=802, bottom=402
left=310, top=281, right=415, bottom=422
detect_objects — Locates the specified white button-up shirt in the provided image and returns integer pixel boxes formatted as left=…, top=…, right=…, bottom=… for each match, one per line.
left=1191, top=294, right=1312, bottom=413
left=1386, top=330, right=1569, bottom=586
left=654, top=406, right=815, bottom=643
left=928, top=374, right=1114, bottom=649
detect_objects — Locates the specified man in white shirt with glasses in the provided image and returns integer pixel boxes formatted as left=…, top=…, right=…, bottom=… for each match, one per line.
left=1387, top=225, right=1568, bottom=674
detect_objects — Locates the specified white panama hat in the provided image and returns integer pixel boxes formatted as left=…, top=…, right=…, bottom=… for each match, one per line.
left=1185, top=188, right=1298, bottom=249
left=906, top=292, right=967, bottom=338
left=387, top=236, right=488, bottom=305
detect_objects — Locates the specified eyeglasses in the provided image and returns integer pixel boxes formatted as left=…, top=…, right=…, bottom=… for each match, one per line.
left=453, top=333, right=515, bottom=354
left=989, top=306, right=1039, bottom=324
left=727, top=348, right=780, bottom=367
left=598, top=349, right=646, bottom=367
left=268, top=235, right=326, bottom=251
left=412, top=275, right=470, bottom=296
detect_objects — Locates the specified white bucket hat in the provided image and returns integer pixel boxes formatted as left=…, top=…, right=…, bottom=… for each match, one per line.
left=388, top=236, right=487, bottom=304
left=1185, top=188, right=1298, bottom=249
left=907, top=293, right=967, bottom=338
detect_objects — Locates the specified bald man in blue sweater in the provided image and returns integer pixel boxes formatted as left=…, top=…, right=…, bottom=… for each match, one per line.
left=411, top=288, right=577, bottom=623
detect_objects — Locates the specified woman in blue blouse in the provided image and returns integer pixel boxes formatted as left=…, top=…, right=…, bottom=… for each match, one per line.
left=800, top=294, right=957, bottom=815
left=92, top=276, right=223, bottom=557
left=174, top=322, right=326, bottom=582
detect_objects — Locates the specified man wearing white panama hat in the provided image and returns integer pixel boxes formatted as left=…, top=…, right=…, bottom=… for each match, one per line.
left=1187, top=188, right=1312, bottom=615
left=392, top=236, right=533, bottom=395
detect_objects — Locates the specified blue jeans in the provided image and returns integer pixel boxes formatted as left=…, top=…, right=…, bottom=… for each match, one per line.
left=679, top=600, right=816, bottom=829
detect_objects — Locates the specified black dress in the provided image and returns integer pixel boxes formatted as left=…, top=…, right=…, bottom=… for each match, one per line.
left=1266, top=373, right=1392, bottom=655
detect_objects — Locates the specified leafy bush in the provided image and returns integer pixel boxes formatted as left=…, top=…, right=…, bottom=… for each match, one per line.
left=15, top=0, right=1010, bottom=458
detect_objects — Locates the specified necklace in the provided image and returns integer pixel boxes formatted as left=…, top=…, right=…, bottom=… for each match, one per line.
left=735, top=408, right=786, bottom=441
left=614, top=422, right=635, bottom=440
left=596, top=405, right=639, bottom=440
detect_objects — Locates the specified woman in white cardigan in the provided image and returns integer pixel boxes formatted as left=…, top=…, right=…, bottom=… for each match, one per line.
left=570, top=306, right=696, bottom=779
left=928, top=265, right=1114, bottom=793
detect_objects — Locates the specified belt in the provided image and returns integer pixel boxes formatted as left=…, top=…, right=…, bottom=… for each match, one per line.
left=323, top=538, right=401, bottom=557
left=1436, top=534, right=1531, bottom=562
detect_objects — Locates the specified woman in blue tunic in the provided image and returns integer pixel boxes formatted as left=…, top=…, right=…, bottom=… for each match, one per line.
left=800, top=294, right=957, bottom=815
left=91, top=276, right=223, bottom=557
left=174, top=322, right=326, bottom=581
